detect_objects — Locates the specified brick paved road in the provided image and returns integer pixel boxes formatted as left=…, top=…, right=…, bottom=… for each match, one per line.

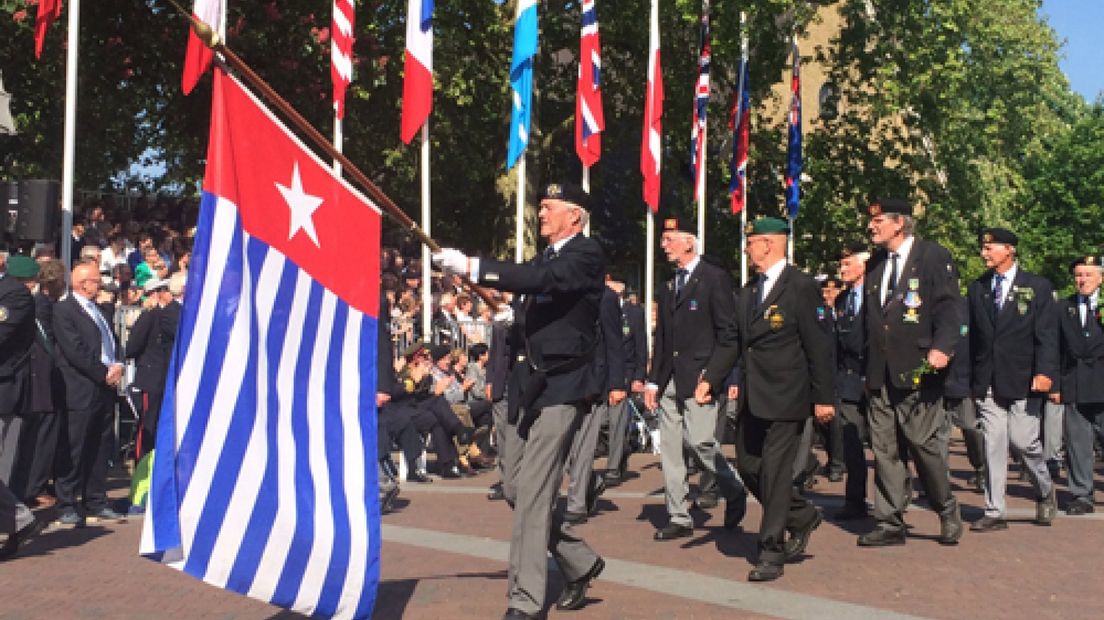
left=1, top=438, right=1101, bottom=620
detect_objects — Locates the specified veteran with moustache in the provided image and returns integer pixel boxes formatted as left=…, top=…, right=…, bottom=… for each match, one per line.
left=434, top=182, right=605, bottom=619
left=966, top=227, right=1058, bottom=532
left=858, top=198, right=963, bottom=547
left=645, top=217, right=748, bottom=542
left=696, top=217, right=835, bottom=582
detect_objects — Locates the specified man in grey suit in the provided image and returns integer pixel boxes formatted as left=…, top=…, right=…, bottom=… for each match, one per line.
left=434, top=182, right=605, bottom=619
left=645, top=217, right=747, bottom=541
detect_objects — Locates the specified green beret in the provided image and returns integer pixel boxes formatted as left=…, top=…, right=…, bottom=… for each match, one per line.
left=744, top=217, right=790, bottom=236
left=6, top=255, right=40, bottom=279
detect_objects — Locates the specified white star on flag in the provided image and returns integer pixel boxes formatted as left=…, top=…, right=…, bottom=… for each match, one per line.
left=275, top=162, right=324, bottom=247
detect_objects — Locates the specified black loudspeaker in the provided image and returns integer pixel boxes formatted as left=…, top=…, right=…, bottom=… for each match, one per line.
left=16, top=179, right=60, bottom=241
left=4, top=182, right=18, bottom=237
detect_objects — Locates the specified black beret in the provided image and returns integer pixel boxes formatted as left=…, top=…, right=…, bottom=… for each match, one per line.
left=980, top=227, right=1018, bottom=246
left=662, top=217, right=695, bottom=235
left=865, top=197, right=911, bottom=217
left=539, top=182, right=590, bottom=210
left=1070, top=255, right=1102, bottom=273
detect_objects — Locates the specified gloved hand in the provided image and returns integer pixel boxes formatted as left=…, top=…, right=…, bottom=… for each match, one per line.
left=431, top=248, right=470, bottom=276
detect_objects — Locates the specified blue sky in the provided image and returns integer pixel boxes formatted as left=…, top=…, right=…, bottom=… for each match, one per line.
left=1040, top=0, right=1104, bottom=102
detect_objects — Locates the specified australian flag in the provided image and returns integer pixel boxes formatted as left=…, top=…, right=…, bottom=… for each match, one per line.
left=784, top=41, right=802, bottom=219
left=728, top=56, right=750, bottom=214
left=689, top=2, right=711, bottom=201
left=141, top=68, right=383, bottom=620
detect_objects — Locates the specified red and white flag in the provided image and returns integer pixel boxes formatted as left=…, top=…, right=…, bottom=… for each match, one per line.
left=182, top=0, right=225, bottom=95
left=34, top=0, right=62, bottom=59
left=331, top=0, right=356, bottom=119
left=640, top=0, right=663, bottom=212
left=400, top=0, right=434, bottom=143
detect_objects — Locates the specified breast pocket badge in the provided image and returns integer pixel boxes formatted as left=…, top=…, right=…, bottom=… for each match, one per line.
left=766, top=305, right=785, bottom=331
left=689, top=299, right=699, bottom=311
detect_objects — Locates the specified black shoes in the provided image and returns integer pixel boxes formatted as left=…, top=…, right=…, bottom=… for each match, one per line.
left=747, top=561, right=784, bottom=582
left=857, top=527, right=906, bottom=547
left=938, top=510, right=963, bottom=545
left=695, top=493, right=719, bottom=510
left=440, top=466, right=463, bottom=479
left=653, top=523, right=693, bottom=541
left=407, top=470, right=433, bottom=484
left=487, top=482, right=505, bottom=501
left=782, top=512, right=823, bottom=562
left=555, top=557, right=605, bottom=611
left=503, top=608, right=540, bottom=619
left=0, top=518, right=45, bottom=561
left=585, top=472, right=606, bottom=516
left=723, top=490, right=748, bottom=529
left=970, top=516, right=1008, bottom=532
left=833, top=502, right=869, bottom=521
left=1036, top=487, right=1058, bottom=525
left=1066, top=499, right=1095, bottom=515
left=379, top=485, right=400, bottom=515
left=563, top=511, right=588, bottom=526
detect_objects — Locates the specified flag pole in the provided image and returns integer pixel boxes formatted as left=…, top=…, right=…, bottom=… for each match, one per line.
left=420, top=122, right=432, bottom=340
left=645, top=209, right=655, bottom=355
left=515, top=158, right=526, bottom=262
left=59, top=0, right=81, bottom=269
left=738, top=10, right=748, bottom=285
left=170, top=6, right=500, bottom=311
left=582, top=166, right=591, bottom=236
left=696, top=124, right=706, bottom=253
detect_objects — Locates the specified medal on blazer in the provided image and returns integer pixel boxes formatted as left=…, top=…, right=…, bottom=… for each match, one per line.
left=689, top=299, right=699, bottom=311
left=765, top=305, right=784, bottom=331
left=902, top=287, right=922, bottom=324
left=0, top=306, right=7, bottom=322
left=1013, top=286, right=1034, bottom=315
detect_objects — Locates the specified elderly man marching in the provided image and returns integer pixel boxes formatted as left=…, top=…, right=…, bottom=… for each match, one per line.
left=434, top=182, right=605, bottom=620
left=645, top=217, right=748, bottom=542
left=966, top=227, right=1059, bottom=531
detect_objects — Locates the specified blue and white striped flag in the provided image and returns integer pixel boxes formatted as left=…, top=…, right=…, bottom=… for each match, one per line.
left=506, top=0, right=538, bottom=168
left=141, top=68, right=383, bottom=620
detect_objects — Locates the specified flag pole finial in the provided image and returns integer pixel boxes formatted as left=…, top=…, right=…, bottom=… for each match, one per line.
left=164, top=0, right=221, bottom=49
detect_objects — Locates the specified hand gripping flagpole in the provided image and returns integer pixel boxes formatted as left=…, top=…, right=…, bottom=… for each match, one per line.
left=167, top=2, right=499, bottom=312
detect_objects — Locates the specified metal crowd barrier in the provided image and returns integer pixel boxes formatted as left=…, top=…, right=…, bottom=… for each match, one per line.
left=389, top=317, right=495, bottom=362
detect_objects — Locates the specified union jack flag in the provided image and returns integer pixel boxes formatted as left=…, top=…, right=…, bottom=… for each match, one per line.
left=575, top=0, right=604, bottom=168
left=689, top=2, right=711, bottom=202
left=728, top=56, right=750, bottom=214
left=784, top=40, right=802, bottom=219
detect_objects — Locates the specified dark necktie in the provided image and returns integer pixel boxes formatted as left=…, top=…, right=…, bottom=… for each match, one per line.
left=543, top=246, right=556, bottom=262
left=757, top=273, right=768, bottom=308
left=1083, top=295, right=1092, bottom=328
left=884, top=253, right=898, bottom=306
left=846, top=289, right=857, bottom=318
left=993, top=273, right=1005, bottom=315
left=675, top=268, right=688, bottom=295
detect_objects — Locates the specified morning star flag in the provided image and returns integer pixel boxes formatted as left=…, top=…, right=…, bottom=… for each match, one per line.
left=33, top=0, right=62, bottom=59
left=400, top=0, right=434, bottom=143
left=507, top=0, right=538, bottom=168
left=641, top=0, right=663, bottom=212
left=689, top=1, right=711, bottom=202
left=728, top=55, right=750, bottom=214
left=574, top=0, right=604, bottom=168
left=182, top=0, right=225, bottom=95
left=784, top=40, right=802, bottom=219
left=331, top=0, right=355, bottom=120
left=140, top=68, right=383, bottom=620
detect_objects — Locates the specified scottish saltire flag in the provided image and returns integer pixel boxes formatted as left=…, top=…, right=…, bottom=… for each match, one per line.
left=574, top=0, right=604, bottom=168
left=331, top=0, right=355, bottom=120
left=784, top=41, right=802, bottom=219
left=182, top=0, right=225, bottom=95
left=641, top=0, right=663, bottom=212
left=401, top=0, right=434, bottom=143
left=140, top=68, right=383, bottom=620
left=507, top=0, right=538, bottom=168
left=689, top=2, right=711, bottom=202
left=728, top=56, right=750, bottom=214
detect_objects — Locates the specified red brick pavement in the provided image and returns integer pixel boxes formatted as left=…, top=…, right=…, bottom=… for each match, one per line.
left=0, top=440, right=1101, bottom=620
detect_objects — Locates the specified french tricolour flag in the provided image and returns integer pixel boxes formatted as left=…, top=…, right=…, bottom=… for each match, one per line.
left=182, top=0, right=225, bottom=95
left=401, top=0, right=434, bottom=143
left=141, top=67, right=382, bottom=620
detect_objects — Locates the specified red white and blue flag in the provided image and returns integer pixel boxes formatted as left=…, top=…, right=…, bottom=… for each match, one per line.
left=141, top=68, right=382, bottom=620
left=641, top=0, right=663, bottom=212
left=574, top=0, right=604, bottom=169
left=401, top=0, right=434, bottom=143
left=784, top=41, right=802, bottom=219
left=728, top=56, right=750, bottom=214
left=331, top=0, right=356, bottom=120
left=689, top=2, right=711, bottom=202
left=181, top=0, right=225, bottom=95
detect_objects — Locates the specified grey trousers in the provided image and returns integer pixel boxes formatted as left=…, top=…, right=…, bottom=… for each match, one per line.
left=0, top=414, right=24, bottom=486
left=1064, top=403, right=1104, bottom=503
left=493, top=399, right=523, bottom=504
left=659, top=385, right=744, bottom=527
left=0, top=478, right=33, bottom=535
left=506, top=403, right=599, bottom=615
left=604, top=400, right=630, bottom=475
left=565, top=403, right=603, bottom=514
left=1042, top=400, right=1065, bottom=465
left=975, top=395, right=1053, bottom=518
left=869, top=385, right=958, bottom=530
